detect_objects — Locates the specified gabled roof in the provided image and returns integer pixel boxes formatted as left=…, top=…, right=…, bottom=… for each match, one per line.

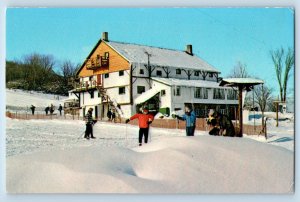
left=76, top=38, right=220, bottom=76
left=106, top=41, right=220, bottom=72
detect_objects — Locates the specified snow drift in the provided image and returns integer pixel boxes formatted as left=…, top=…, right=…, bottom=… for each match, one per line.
left=6, top=136, right=294, bottom=194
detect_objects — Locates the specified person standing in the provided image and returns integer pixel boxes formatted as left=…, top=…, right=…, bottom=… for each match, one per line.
left=126, top=108, right=154, bottom=146
left=84, top=108, right=96, bottom=139
left=45, top=106, right=50, bottom=115
left=174, top=105, right=196, bottom=136
left=107, top=109, right=112, bottom=121
left=50, top=104, right=55, bottom=115
left=111, top=109, right=116, bottom=123
left=30, top=105, right=36, bottom=115
left=58, top=104, right=63, bottom=116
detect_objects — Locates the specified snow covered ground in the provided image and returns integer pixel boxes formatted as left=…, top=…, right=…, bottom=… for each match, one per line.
left=5, top=89, right=295, bottom=193
left=6, top=88, right=66, bottom=112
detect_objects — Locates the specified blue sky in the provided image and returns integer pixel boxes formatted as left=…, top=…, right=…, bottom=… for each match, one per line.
left=6, top=8, right=294, bottom=96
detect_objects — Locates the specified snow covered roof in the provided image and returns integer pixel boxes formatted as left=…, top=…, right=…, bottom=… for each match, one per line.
left=106, top=41, right=220, bottom=72
left=219, top=78, right=264, bottom=87
left=152, top=77, right=233, bottom=89
left=134, top=87, right=161, bottom=104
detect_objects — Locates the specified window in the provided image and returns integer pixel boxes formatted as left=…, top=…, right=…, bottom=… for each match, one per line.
left=194, top=71, right=199, bottom=76
left=137, top=86, right=145, bottom=94
left=104, top=52, right=109, bottom=59
left=194, top=87, right=208, bottom=99
left=104, top=73, right=109, bottom=78
left=139, top=69, right=144, bottom=75
left=156, top=70, right=162, bottom=76
left=227, top=89, right=238, bottom=100
left=161, top=90, right=166, bottom=96
left=176, top=69, right=181, bottom=75
left=89, top=76, right=93, bottom=81
left=174, top=86, right=181, bottom=96
left=213, top=88, right=225, bottom=99
left=209, top=73, right=214, bottom=78
left=119, top=87, right=125, bottom=95
left=119, top=70, right=124, bottom=76
left=90, top=91, right=94, bottom=99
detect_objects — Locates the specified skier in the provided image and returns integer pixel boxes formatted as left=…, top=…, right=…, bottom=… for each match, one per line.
left=58, top=104, right=63, bottom=116
left=45, top=106, right=50, bottom=115
left=30, top=105, right=36, bottom=115
left=84, top=108, right=97, bottom=139
left=173, top=105, right=196, bottom=136
left=125, top=107, right=154, bottom=146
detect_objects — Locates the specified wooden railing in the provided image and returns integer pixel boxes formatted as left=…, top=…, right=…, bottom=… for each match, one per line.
left=86, top=56, right=109, bottom=70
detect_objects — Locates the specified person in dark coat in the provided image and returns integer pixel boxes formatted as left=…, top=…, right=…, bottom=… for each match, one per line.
left=107, top=109, right=112, bottom=121
left=30, top=105, right=36, bottom=115
left=45, top=106, right=50, bottom=115
left=126, top=108, right=154, bottom=146
left=50, top=104, right=54, bottom=115
left=214, top=111, right=235, bottom=137
left=174, top=105, right=196, bottom=136
left=84, top=108, right=97, bottom=139
left=58, top=104, right=63, bottom=116
left=111, top=109, right=116, bottom=123
left=207, top=109, right=220, bottom=136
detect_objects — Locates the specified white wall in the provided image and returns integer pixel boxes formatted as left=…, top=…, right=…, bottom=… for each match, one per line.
left=103, top=70, right=130, bottom=88
left=105, top=86, right=130, bottom=104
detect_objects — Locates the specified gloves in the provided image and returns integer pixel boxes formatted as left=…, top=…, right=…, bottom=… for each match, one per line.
left=148, top=120, right=152, bottom=125
left=125, top=119, right=130, bottom=124
left=172, top=114, right=178, bottom=119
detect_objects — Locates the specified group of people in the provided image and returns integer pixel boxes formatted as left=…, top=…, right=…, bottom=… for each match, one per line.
left=83, top=104, right=235, bottom=145
left=206, top=109, right=235, bottom=137
left=107, top=109, right=116, bottom=122
left=29, top=104, right=63, bottom=116
left=44, top=104, right=63, bottom=116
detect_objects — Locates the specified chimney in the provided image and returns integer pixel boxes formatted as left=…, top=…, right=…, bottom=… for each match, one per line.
left=186, top=44, right=193, bottom=55
left=102, top=32, right=108, bottom=41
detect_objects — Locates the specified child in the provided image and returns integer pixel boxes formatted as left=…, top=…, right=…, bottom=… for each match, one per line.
left=126, top=108, right=154, bottom=146
left=174, top=105, right=196, bottom=136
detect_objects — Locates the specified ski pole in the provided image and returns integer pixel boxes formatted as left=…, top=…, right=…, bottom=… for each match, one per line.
left=78, top=131, right=85, bottom=139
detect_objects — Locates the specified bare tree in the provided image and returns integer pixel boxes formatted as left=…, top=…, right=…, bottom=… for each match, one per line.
left=254, top=84, right=273, bottom=132
left=270, top=47, right=294, bottom=102
left=228, top=61, right=251, bottom=78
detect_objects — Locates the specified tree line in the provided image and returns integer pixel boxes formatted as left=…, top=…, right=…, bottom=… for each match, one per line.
left=6, top=53, right=80, bottom=95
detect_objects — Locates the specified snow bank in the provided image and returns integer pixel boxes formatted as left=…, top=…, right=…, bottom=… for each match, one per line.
left=6, top=136, right=294, bottom=193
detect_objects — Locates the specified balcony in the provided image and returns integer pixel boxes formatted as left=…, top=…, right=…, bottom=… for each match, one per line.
left=86, top=56, right=109, bottom=70
left=73, top=80, right=102, bottom=92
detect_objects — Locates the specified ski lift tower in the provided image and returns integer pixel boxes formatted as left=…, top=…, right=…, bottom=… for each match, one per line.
left=219, top=78, right=264, bottom=137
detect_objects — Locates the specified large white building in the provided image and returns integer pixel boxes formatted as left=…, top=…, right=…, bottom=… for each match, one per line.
left=71, top=32, right=238, bottom=119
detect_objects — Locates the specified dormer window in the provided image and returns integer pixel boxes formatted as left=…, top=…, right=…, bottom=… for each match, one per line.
left=194, top=71, right=199, bottom=76
left=176, top=69, right=181, bottom=75
left=139, top=69, right=144, bottom=75
left=209, top=73, right=214, bottom=78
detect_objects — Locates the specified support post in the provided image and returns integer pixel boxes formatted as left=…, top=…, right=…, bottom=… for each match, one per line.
left=238, top=86, right=243, bottom=137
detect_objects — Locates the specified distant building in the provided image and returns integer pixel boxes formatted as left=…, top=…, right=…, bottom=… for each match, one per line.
left=70, top=32, right=238, bottom=119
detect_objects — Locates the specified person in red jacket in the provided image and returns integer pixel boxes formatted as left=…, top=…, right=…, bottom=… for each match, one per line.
left=126, top=108, right=154, bottom=146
